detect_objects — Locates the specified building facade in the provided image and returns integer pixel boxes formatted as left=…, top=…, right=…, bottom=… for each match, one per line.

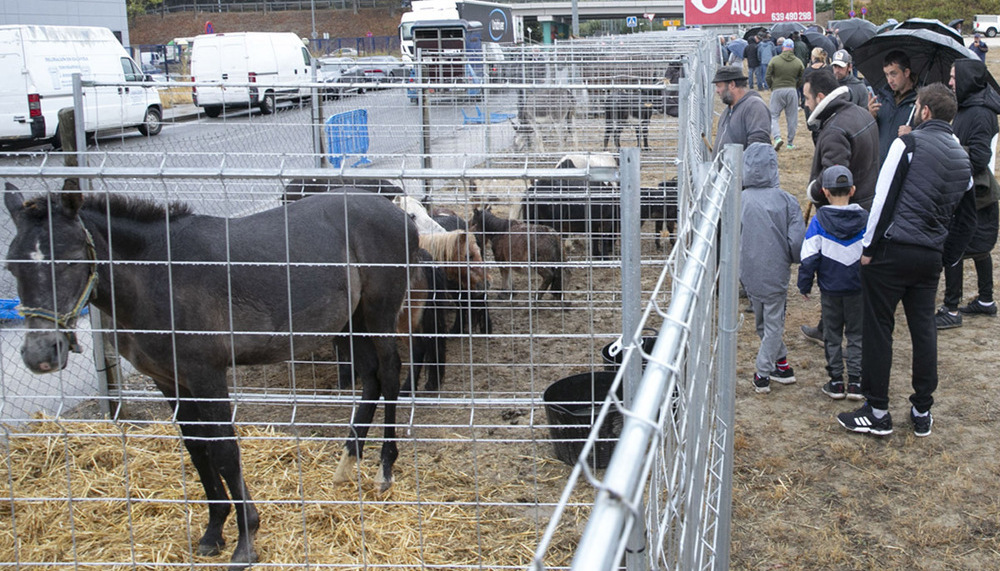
left=1, top=0, right=129, bottom=46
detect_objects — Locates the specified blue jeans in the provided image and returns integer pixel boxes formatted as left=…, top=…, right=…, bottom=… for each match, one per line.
left=753, top=65, right=768, bottom=90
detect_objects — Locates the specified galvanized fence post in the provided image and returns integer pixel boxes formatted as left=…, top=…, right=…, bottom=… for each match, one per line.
left=714, top=144, right=743, bottom=571
left=71, top=73, right=117, bottom=417
left=619, top=146, right=648, bottom=571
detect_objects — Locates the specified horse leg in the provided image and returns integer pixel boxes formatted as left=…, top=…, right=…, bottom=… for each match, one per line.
left=424, top=304, right=450, bottom=391
left=333, top=334, right=379, bottom=484
left=334, top=337, right=354, bottom=390
left=502, top=267, right=513, bottom=298
left=401, top=335, right=426, bottom=396
left=187, top=382, right=259, bottom=569
left=372, top=335, right=400, bottom=491
left=172, top=397, right=231, bottom=557
left=536, top=268, right=554, bottom=300
left=603, top=113, right=614, bottom=149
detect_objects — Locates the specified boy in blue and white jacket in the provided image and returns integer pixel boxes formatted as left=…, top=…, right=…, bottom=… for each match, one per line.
left=798, top=165, right=868, bottom=400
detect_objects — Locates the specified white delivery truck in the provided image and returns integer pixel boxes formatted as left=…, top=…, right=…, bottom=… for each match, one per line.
left=190, top=32, right=313, bottom=117
left=0, top=25, right=163, bottom=147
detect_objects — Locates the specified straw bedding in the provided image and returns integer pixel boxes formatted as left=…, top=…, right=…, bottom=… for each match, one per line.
left=1, top=418, right=586, bottom=569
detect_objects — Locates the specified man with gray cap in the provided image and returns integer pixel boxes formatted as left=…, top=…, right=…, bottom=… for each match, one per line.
left=767, top=38, right=805, bottom=150
left=711, top=65, right=772, bottom=158
left=830, top=49, right=869, bottom=108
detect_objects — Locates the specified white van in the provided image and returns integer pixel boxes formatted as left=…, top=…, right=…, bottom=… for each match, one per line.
left=974, top=15, right=1000, bottom=37
left=190, top=32, right=313, bottom=117
left=0, top=25, right=162, bottom=147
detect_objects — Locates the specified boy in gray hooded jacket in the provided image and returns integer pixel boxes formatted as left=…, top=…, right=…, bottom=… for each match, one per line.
left=741, top=142, right=806, bottom=393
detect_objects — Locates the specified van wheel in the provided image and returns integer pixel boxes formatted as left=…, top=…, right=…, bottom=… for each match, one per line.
left=260, top=93, right=276, bottom=115
left=137, top=107, right=163, bottom=136
left=989, top=28, right=998, bottom=38
left=204, top=106, right=222, bottom=118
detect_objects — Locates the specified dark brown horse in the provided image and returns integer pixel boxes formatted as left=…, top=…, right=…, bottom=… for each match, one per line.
left=4, top=184, right=418, bottom=569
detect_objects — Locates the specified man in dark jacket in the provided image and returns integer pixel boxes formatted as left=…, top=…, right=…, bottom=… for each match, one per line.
left=792, top=32, right=810, bottom=67
left=937, top=58, right=1000, bottom=329
left=711, top=65, right=772, bottom=158
left=799, top=69, right=880, bottom=342
left=804, top=69, right=879, bottom=210
left=970, top=33, right=989, bottom=63
left=746, top=34, right=761, bottom=89
left=830, top=50, right=869, bottom=108
left=868, top=50, right=917, bottom=165
left=838, top=83, right=973, bottom=438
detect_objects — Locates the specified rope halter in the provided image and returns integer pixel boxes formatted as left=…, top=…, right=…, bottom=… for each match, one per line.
left=16, top=225, right=98, bottom=354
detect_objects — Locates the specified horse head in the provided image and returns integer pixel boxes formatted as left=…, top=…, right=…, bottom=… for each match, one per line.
left=4, top=184, right=96, bottom=373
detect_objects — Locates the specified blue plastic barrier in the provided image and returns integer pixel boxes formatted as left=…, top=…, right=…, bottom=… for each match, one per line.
left=325, top=109, right=372, bottom=169
left=0, top=298, right=89, bottom=321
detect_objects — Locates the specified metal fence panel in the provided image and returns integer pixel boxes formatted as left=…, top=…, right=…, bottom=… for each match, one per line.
left=0, top=29, right=733, bottom=570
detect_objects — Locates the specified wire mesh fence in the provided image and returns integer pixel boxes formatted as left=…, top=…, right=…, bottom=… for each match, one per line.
left=0, top=29, right=733, bottom=570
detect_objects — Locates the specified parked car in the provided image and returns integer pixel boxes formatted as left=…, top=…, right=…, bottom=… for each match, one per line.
left=338, top=56, right=409, bottom=91
left=316, top=56, right=358, bottom=99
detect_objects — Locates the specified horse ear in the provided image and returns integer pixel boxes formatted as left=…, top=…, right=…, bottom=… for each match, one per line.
left=59, top=189, right=83, bottom=218
left=4, top=183, right=24, bottom=217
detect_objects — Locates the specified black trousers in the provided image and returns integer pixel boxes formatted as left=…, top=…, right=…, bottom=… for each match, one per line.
left=943, top=252, right=995, bottom=309
left=861, top=243, right=942, bottom=412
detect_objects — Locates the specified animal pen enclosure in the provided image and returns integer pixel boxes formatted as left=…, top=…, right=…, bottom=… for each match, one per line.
left=0, top=30, right=740, bottom=570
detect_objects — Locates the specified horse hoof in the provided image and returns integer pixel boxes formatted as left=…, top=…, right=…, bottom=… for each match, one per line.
left=197, top=538, right=225, bottom=557
left=332, top=453, right=357, bottom=484
left=378, top=477, right=393, bottom=493
left=228, top=547, right=259, bottom=570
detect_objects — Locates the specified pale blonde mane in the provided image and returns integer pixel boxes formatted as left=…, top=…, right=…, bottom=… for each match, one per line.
left=418, top=230, right=488, bottom=288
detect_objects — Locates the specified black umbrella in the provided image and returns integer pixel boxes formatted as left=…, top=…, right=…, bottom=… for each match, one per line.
left=743, top=26, right=766, bottom=41
left=803, top=30, right=838, bottom=57
left=830, top=18, right=878, bottom=52
left=853, top=28, right=978, bottom=90
left=770, top=22, right=806, bottom=38
left=895, top=18, right=964, bottom=44
left=948, top=18, right=965, bottom=29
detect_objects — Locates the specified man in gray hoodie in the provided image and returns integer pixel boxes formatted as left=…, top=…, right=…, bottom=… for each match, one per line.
left=740, top=142, right=806, bottom=393
left=712, top=66, right=772, bottom=158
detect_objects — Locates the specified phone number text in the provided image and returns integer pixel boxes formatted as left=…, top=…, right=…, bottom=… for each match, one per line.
left=771, top=11, right=812, bottom=21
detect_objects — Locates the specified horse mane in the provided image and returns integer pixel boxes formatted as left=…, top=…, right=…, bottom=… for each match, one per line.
left=83, top=194, right=195, bottom=222
left=419, top=230, right=479, bottom=262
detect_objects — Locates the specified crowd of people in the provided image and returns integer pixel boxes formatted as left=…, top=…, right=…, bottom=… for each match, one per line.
left=710, top=29, right=999, bottom=438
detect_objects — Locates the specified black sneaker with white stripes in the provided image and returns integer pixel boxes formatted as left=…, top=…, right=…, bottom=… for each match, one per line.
left=771, top=366, right=797, bottom=384
left=753, top=373, right=771, bottom=394
left=837, top=403, right=893, bottom=436
left=911, top=409, right=933, bottom=437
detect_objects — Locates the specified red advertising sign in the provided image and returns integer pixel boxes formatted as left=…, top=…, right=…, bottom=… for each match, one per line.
left=684, top=0, right=814, bottom=26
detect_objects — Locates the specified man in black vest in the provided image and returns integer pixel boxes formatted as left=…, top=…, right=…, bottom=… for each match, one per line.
left=838, top=83, right=973, bottom=438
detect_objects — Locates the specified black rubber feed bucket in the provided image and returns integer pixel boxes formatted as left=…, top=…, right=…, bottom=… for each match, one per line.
left=601, top=335, right=657, bottom=371
left=543, top=371, right=623, bottom=469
